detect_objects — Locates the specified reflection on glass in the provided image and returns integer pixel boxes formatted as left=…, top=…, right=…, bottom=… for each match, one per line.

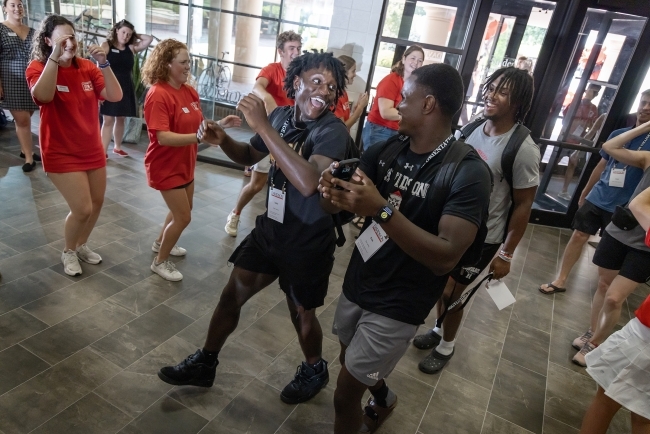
left=281, top=0, right=334, bottom=27
left=280, top=23, right=328, bottom=54
left=148, top=0, right=186, bottom=44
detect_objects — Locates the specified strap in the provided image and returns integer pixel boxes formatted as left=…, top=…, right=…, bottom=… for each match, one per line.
left=375, top=135, right=410, bottom=186
left=459, top=118, right=486, bottom=140
left=500, top=123, right=531, bottom=187
left=436, top=272, right=493, bottom=328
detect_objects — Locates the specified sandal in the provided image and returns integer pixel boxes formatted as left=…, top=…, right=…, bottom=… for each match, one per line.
left=539, top=283, right=566, bottom=295
left=418, top=348, right=454, bottom=375
left=360, top=395, right=398, bottom=433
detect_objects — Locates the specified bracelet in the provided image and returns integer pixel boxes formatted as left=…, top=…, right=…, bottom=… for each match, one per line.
left=498, top=249, right=513, bottom=263
left=48, top=57, right=59, bottom=65
left=98, top=61, right=111, bottom=69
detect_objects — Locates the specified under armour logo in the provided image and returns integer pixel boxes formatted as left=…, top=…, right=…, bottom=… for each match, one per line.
left=366, top=372, right=379, bottom=381
left=404, top=163, right=414, bottom=170
left=379, top=160, right=385, bottom=167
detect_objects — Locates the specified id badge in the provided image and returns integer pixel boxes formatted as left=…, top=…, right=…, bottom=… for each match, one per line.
left=355, top=221, right=389, bottom=262
left=609, top=168, right=626, bottom=188
left=267, top=187, right=285, bottom=223
left=485, top=280, right=516, bottom=310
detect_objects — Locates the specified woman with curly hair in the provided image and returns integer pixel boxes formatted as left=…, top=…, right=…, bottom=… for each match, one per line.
left=25, top=14, right=122, bottom=276
left=362, top=45, right=424, bottom=149
left=0, top=0, right=40, bottom=171
left=142, top=39, right=240, bottom=281
left=100, top=19, right=152, bottom=157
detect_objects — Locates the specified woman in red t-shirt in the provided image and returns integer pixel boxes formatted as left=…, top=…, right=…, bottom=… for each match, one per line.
left=361, top=45, right=424, bottom=150
left=26, top=15, right=122, bottom=277
left=142, top=39, right=240, bottom=281
left=334, top=55, right=368, bottom=130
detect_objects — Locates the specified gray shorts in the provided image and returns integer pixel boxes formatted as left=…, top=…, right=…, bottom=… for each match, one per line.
left=252, top=156, right=271, bottom=173
left=333, top=293, right=418, bottom=386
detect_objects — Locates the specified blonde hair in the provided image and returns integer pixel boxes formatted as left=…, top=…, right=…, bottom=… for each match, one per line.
left=141, top=39, right=189, bottom=86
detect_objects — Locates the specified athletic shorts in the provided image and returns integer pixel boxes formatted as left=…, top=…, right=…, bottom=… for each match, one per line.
left=172, top=180, right=194, bottom=190
left=572, top=200, right=613, bottom=236
left=228, top=232, right=334, bottom=310
left=449, top=243, right=501, bottom=285
left=593, top=230, right=650, bottom=284
left=252, top=156, right=272, bottom=174
left=332, top=293, right=418, bottom=386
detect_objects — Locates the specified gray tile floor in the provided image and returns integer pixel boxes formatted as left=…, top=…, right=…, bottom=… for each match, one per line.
left=0, top=123, right=647, bottom=434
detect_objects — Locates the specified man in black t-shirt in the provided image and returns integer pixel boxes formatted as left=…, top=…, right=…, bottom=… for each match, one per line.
left=157, top=52, right=350, bottom=405
left=320, top=64, right=492, bottom=433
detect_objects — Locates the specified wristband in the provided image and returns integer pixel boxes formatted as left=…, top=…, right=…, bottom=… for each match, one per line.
left=48, top=57, right=59, bottom=65
left=498, top=249, right=513, bottom=263
left=98, top=61, right=111, bottom=69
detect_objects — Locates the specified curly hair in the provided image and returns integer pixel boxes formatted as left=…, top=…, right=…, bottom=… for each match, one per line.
left=283, top=51, right=346, bottom=105
left=141, top=39, right=188, bottom=86
left=391, top=45, right=424, bottom=77
left=31, top=14, right=76, bottom=63
left=106, top=19, right=137, bottom=48
left=276, top=30, right=301, bottom=50
left=482, top=66, right=534, bottom=123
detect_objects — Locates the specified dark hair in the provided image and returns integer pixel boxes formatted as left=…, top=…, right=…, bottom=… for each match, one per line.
left=482, top=66, right=534, bottom=123
left=31, top=14, right=76, bottom=63
left=106, top=19, right=137, bottom=48
left=283, top=51, right=347, bottom=105
left=411, top=63, right=464, bottom=118
left=277, top=30, right=301, bottom=50
left=391, top=45, right=424, bottom=77
left=3, top=0, right=24, bottom=8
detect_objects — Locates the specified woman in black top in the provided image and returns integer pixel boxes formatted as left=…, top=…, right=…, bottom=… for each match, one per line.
left=100, top=19, right=152, bottom=157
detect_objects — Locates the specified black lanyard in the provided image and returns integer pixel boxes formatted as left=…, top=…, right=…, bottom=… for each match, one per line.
left=271, top=116, right=306, bottom=192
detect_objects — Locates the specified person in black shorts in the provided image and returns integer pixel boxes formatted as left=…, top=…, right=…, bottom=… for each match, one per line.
left=320, top=64, right=492, bottom=434
left=157, top=52, right=350, bottom=405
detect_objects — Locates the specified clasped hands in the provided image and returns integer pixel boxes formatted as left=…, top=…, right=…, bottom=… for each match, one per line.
left=319, top=162, right=386, bottom=217
left=197, top=115, right=242, bottom=145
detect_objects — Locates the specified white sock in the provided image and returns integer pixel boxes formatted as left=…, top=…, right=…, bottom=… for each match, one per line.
left=436, top=339, right=455, bottom=356
left=432, top=326, right=443, bottom=336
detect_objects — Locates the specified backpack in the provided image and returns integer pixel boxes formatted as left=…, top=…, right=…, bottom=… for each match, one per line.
left=375, top=135, right=492, bottom=269
left=459, top=118, right=531, bottom=242
left=269, top=106, right=360, bottom=247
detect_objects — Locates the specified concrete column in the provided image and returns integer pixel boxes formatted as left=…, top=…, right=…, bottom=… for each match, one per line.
left=217, top=0, right=234, bottom=61
left=115, top=0, right=126, bottom=21
left=125, top=0, right=146, bottom=35
left=420, top=4, right=455, bottom=65
left=232, top=0, right=263, bottom=84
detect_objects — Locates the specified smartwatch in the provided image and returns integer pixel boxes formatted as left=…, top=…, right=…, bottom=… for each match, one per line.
left=375, top=203, right=394, bottom=223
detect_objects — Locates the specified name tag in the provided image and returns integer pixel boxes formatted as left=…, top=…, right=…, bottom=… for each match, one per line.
left=485, top=280, right=516, bottom=310
left=56, top=85, right=70, bottom=92
left=8, top=32, right=17, bottom=37
left=355, top=221, right=389, bottom=262
left=609, top=168, right=626, bottom=188
left=111, top=49, right=119, bottom=53
left=267, top=187, right=285, bottom=223
left=181, top=107, right=190, bottom=113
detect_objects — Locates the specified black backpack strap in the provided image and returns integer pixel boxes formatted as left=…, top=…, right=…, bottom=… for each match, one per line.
left=459, top=118, right=487, bottom=140
left=500, top=123, right=531, bottom=243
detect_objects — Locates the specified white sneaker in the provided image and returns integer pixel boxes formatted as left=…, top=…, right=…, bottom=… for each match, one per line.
left=558, top=191, right=572, bottom=201
left=225, top=211, right=240, bottom=237
left=76, top=243, right=102, bottom=264
left=62, top=250, right=82, bottom=276
left=151, top=240, right=187, bottom=257
left=151, top=259, right=183, bottom=281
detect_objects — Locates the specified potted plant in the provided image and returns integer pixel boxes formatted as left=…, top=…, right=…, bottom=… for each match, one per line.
left=123, top=48, right=149, bottom=143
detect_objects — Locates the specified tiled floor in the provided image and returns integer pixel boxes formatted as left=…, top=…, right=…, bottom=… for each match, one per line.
left=0, top=123, right=647, bottom=434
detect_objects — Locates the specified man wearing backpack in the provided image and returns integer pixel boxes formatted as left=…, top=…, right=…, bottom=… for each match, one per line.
left=413, top=66, right=539, bottom=375
left=157, top=52, right=351, bottom=405
left=320, top=63, right=492, bottom=434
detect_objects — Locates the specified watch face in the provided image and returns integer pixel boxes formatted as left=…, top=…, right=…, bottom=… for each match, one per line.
left=380, top=211, right=389, bottom=220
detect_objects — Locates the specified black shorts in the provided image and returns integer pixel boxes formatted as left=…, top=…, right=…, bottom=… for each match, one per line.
left=228, top=232, right=335, bottom=310
left=572, top=200, right=613, bottom=235
left=449, top=243, right=501, bottom=285
left=172, top=180, right=194, bottom=189
left=593, top=230, right=650, bottom=284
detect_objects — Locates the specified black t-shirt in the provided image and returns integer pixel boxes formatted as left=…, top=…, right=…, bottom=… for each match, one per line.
left=249, top=107, right=349, bottom=255
left=342, top=139, right=492, bottom=325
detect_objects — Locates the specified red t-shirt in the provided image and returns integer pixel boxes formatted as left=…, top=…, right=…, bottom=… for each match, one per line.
left=367, top=72, right=403, bottom=131
left=144, top=82, right=202, bottom=190
left=26, top=58, right=106, bottom=173
left=333, top=91, right=350, bottom=122
left=636, top=294, right=650, bottom=328
left=257, top=62, right=293, bottom=107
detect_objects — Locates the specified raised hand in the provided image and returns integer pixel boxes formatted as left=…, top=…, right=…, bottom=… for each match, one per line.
left=50, top=34, right=74, bottom=60
left=87, top=45, right=107, bottom=64
left=219, top=114, right=242, bottom=129
left=236, top=93, right=270, bottom=132
left=353, top=92, right=369, bottom=115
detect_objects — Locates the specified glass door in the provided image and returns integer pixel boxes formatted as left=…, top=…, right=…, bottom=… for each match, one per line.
left=533, top=9, right=646, bottom=214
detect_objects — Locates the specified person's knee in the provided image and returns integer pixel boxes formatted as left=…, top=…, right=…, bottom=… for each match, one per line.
left=251, top=174, right=267, bottom=192
left=572, top=230, right=590, bottom=242
left=116, top=116, right=126, bottom=124
left=174, top=211, right=191, bottom=228
left=72, top=203, right=93, bottom=221
left=13, top=113, right=31, bottom=128
left=103, top=116, right=115, bottom=127
left=603, top=291, right=626, bottom=310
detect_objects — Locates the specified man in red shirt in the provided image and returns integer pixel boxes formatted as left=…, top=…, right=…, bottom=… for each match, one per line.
left=225, top=30, right=302, bottom=237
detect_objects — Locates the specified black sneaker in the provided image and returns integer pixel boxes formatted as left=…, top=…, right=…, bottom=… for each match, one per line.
left=157, top=350, right=218, bottom=387
left=280, top=359, right=329, bottom=404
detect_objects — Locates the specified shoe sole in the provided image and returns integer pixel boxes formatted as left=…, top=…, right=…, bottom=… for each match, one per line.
left=157, top=371, right=214, bottom=387
left=151, top=245, right=187, bottom=256
left=150, top=264, right=183, bottom=281
left=112, top=152, right=128, bottom=157
left=64, top=268, right=82, bottom=277
left=77, top=255, right=102, bottom=265
left=224, top=226, right=238, bottom=237
left=280, top=376, right=329, bottom=404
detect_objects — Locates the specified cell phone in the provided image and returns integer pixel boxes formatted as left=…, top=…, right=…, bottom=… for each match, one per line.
left=331, top=158, right=360, bottom=188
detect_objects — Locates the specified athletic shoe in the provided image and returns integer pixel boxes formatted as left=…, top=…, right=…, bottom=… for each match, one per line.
left=113, top=149, right=129, bottom=157
left=572, top=329, right=593, bottom=350
left=158, top=349, right=218, bottom=387
left=280, top=359, right=329, bottom=404
left=151, top=240, right=187, bottom=257
left=151, top=259, right=183, bottom=281
left=61, top=250, right=82, bottom=276
left=572, top=341, right=596, bottom=367
left=558, top=191, right=572, bottom=201
left=224, top=211, right=240, bottom=237
left=76, top=243, right=102, bottom=264
left=413, top=329, right=442, bottom=350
